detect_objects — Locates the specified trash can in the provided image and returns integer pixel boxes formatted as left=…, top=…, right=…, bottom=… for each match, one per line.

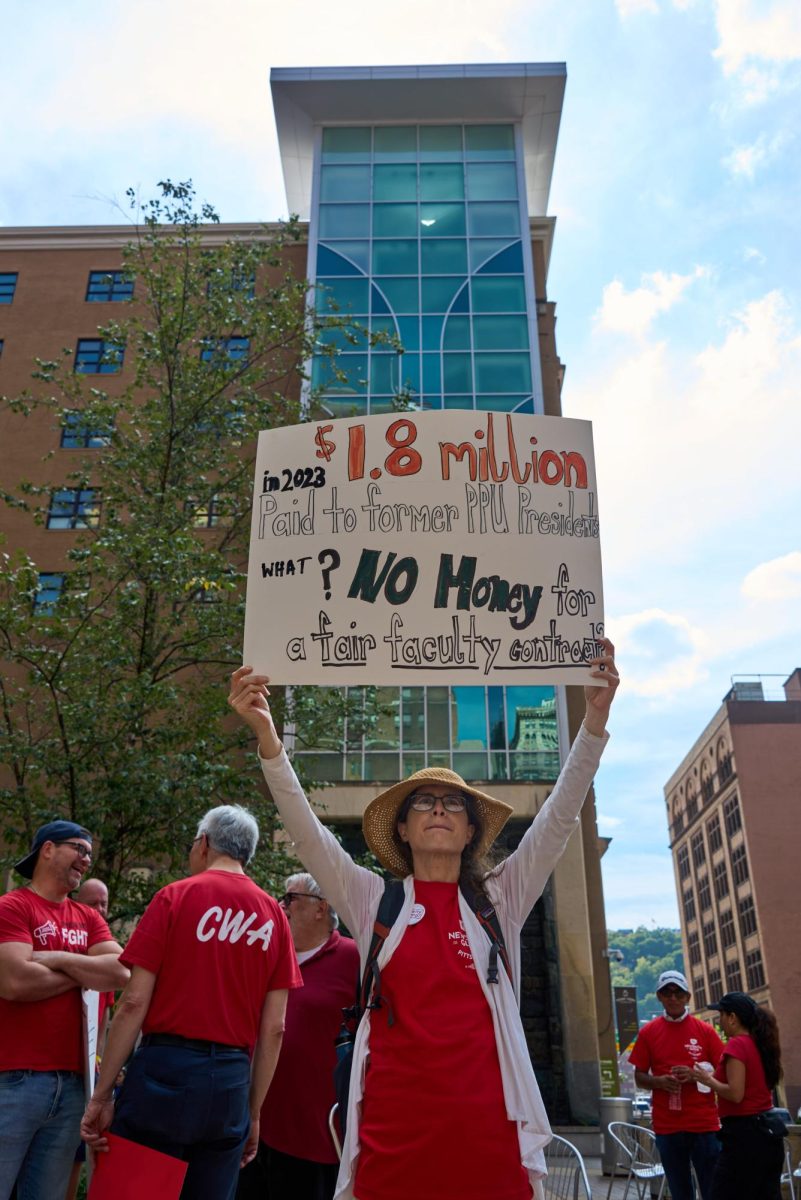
left=600, top=1095, right=634, bottom=1175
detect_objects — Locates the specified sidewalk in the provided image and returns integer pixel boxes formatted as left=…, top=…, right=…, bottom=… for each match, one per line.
left=582, top=1155, right=660, bottom=1198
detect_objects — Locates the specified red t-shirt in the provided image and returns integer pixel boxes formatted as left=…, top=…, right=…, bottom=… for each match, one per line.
left=629, top=1014, right=724, bottom=1134
left=354, top=880, right=532, bottom=1200
left=261, top=930, right=360, bottom=1163
left=121, top=870, right=301, bottom=1053
left=715, top=1033, right=773, bottom=1117
left=0, top=888, right=113, bottom=1073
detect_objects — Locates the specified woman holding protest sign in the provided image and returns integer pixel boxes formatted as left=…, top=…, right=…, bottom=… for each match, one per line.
left=228, top=638, right=618, bottom=1200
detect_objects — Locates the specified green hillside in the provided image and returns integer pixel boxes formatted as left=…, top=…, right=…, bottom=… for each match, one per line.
left=607, top=927, right=685, bottom=1024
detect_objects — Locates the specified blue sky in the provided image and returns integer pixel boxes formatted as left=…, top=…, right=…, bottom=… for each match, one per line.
left=3, top=0, right=800, bottom=927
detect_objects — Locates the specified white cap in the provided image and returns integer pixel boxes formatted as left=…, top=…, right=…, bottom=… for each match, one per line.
left=656, top=969, right=690, bottom=993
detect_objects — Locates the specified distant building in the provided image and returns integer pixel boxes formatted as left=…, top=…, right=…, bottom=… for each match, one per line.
left=665, top=670, right=801, bottom=1112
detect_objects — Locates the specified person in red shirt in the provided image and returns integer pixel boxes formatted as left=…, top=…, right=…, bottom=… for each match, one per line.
left=229, top=639, right=619, bottom=1200
left=65, top=877, right=117, bottom=1200
left=237, top=872, right=360, bottom=1200
left=629, top=969, right=724, bottom=1200
left=689, top=992, right=785, bottom=1200
left=0, top=820, right=128, bottom=1200
left=80, top=803, right=302, bottom=1200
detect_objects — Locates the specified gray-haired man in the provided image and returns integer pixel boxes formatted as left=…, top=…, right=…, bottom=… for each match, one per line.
left=81, top=805, right=301, bottom=1200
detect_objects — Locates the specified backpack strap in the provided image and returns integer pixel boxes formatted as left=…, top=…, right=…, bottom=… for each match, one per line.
left=357, top=878, right=405, bottom=1026
left=460, top=884, right=512, bottom=986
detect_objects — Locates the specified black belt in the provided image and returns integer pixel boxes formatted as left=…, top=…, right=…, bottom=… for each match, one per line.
left=141, top=1033, right=247, bottom=1054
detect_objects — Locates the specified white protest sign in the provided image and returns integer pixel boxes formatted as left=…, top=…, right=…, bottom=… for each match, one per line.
left=81, top=987, right=99, bottom=1103
left=243, top=410, right=604, bottom=685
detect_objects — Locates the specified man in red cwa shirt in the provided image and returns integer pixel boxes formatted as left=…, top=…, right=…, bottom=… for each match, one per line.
left=0, top=819, right=128, bottom=1200
left=629, top=970, right=724, bottom=1200
left=81, top=803, right=302, bottom=1200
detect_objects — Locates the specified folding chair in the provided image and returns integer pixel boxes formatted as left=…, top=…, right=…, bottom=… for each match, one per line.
left=780, top=1138, right=798, bottom=1200
left=542, top=1133, right=593, bottom=1199
left=328, top=1103, right=342, bottom=1161
left=604, top=1121, right=666, bottom=1200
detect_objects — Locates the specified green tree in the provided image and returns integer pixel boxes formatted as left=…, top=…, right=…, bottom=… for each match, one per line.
left=608, top=927, right=685, bottom=1023
left=0, top=181, right=374, bottom=915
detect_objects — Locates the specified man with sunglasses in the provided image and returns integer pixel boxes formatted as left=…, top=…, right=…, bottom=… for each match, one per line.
left=629, top=970, right=725, bottom=1200
left=0, top=820, right=128, bottom=1199
left=238, top=873, right=359, bottom=1200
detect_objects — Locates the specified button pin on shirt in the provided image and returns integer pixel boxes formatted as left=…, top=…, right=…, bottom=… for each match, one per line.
left=408, top=904, right=426, bottom=925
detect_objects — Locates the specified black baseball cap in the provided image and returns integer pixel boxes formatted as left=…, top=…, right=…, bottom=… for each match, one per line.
left=709, top=992, right=758, bottom=1022
left=14, top=820, right=93, bottom=879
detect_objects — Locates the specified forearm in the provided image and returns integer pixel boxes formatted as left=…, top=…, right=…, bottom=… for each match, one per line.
left=92, top=997, right=146, bottom=1099
left=248, top=1029, right=284, bottom=1117
left=635, top=1070, right=658, bottom=1091
left=0, top=960, right=79, bottom=1001
left=38, top=951, right=129, bottom=990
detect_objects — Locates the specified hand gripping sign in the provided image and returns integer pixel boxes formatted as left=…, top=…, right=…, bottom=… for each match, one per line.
left=243, top=410, right=604, bottom=686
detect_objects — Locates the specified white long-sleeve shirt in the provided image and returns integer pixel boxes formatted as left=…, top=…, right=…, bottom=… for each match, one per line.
left=259, top=723, right=608, bottom=1200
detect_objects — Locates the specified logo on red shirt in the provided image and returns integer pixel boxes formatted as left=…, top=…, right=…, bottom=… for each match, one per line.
left=195, top=906, right=275, bottom=951
left=33, top=919, right=58, bottom=945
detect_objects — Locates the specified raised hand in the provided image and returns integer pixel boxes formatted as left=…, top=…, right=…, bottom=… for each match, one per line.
left=228, top=666, right=282, bottom=758
left=583, top=638, right=619, bottom=737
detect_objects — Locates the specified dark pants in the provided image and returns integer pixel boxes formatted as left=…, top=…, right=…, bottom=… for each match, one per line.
left=112, top=1042, right=250, bottom=1200
left=709, top=1116, right=784, bottom=1200
left=236, top=1143, right=338, bottom=1200
left=654, top=1131, right=720, bottom=1200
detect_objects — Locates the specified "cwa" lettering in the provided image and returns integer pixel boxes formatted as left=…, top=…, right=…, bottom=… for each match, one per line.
left=195, top=907, right=274, bottom=951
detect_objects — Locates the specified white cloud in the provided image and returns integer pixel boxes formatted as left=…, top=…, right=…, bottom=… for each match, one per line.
left=595, top=267, right=707, bottom=338
left=714, top=0, right=801, bottom=75
left=743, top=246, right=766, bottom=263
left=722, top=132, right=787, bottom=179
left=566, top=287, right=801, bottom=680
left=598, top=813, right=624, bottom=829
left=741, top=551, right=801, bottom=600
left=610, top=610, right=710, bottom=698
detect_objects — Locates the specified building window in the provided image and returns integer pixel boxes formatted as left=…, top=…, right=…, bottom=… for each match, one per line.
left=701, top=767, right=714, bottom=804
left=688, top=931, right=701, bottom=966
left=677, top=845, right=691, bottom=881
left=0, top=339, right=4, bottom=358
left=745, top=949, right=765, bottom=989
left=720, top=908, right=736, bottom=948
left=718, top=747, right=733, bottom=784
left=85, top=270, right=134, bottom=302
left=200, top=336, right=249, bottom=366
left=686, top=786, right=698, bottom=822
left=738, top=895, right=757, bottom=937
left=296, top=682, right=561, bottom=783
left=726, top=961, right=742, bottom=992
left=698, top=874, right=712, bottom=912
left=46, top=488, right=101, bottom=529
left=74, top=339, right=124, bottom=374
left=691, top=831, right=705, bottom=869
left=703, top=921, right=718, bottom=958
left=187, top=493, right=231, bottom=528
left=708, top=967, right=722, bottom=998
left=313, top=122, right=536, bottom=418
left=682, top=888, right=696, bottom=924
left=60, top=412, right=113, bottom=448
left=706, top=814, right=722, bottom=853
left=33, top=572, right=65, bottom=614
left=731, top=844, right=749, bottom=887
left=0, top=272, right=18, bottom=303
left=723, top=793, right=742, bottom=836
left=713, top=859, right=729, bottom=900
left=693, top=977, right=707, bottom=1009
left=673, top=810, right=685, bottom=837
left=207, top=269, right=255, bottom=300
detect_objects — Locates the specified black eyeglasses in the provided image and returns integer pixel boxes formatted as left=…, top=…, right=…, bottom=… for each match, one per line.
left=408, top=792, right=467, bottom=813
left=280, top=892, right=323, bottom=906
left=55, top=840, right=92, bottom=863
left=659, top=987, right=687, bottom=998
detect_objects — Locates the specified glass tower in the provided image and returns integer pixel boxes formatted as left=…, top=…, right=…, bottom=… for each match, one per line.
left=272, top=68, right=566, bottom=786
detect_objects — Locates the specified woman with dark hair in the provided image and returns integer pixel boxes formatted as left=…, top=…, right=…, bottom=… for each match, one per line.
left=689, top=992, right=786, bottom=1200
left=229, top=640, right=618, bottom=1200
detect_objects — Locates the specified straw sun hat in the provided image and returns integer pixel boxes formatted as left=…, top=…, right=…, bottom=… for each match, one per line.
left=362, top=766, right=514, bottom=878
